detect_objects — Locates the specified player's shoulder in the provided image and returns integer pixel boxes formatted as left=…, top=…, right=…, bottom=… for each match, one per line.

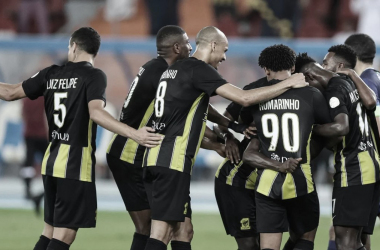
left=142, top=56, right=168, bottom=71
left=176, top=57, right=212, bottom=70
left=327, top=75, right=352, bottom=91
left=243, top=77, right=268, bottom=90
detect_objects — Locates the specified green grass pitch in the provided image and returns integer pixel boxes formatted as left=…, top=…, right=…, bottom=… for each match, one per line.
left=1, top=209, right=379, bottom=249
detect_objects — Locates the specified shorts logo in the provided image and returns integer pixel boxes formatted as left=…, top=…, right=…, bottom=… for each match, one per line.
left=240, top=218, right=251, bottom=230
left=183, top=202, right=188, bottom=215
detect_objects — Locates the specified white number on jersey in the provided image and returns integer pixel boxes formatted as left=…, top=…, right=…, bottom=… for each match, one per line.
left=155, top=81, right=167, bottom=117
left=54, top=92, right=68, bottom=128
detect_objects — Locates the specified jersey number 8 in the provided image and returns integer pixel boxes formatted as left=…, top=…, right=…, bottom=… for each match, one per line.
left=155, top=81, right=167, bottom=117
left=262, top=113, right=300, bottom=153
left=54, top=92, right=68, bottom=128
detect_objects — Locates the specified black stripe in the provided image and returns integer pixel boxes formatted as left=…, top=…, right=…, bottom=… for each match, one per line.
left=156, top=138, right=176, bottom=168
left=66, top=145, right=82, bottom=180
left=45, top=142, right=60, bottom=176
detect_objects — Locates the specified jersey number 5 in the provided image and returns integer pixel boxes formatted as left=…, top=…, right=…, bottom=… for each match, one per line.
left=155, top=81, right=167, bottom=117
left=54, top=92, right=68, bottom=128
left=262, top=113, right=300, bottom=152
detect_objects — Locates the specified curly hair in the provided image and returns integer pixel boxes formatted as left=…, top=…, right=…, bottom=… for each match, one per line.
left=328, top=44, right=357, bottom=69
left=345, top=34, right=376, bottom=64
left=294, top=53, right=316, bottom=73
left=258, top=44, right=296, bottom=72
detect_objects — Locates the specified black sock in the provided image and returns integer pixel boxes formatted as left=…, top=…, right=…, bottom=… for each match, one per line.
left=328, top=240, right=337, bottom=250
left=171, top=240, right=191, bottom=250
left=282, top=237, right=296, bottom=250
left=47, top=239, right=70, bottom=250
left=144, top=238, right=167, bottom=250
left=357, top=247, right=366, bottom=250
left=131, top=233, right=149, bottom=250
left=33, top=235, right=51, bottom=250
left=294, top=239, right=314, bottom=250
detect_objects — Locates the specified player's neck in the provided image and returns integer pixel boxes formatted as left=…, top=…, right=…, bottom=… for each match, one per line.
left=72, top=54, right=95, bottom=66
left=354, top=61, right=373, bottom=75
left=267, top=70, right=291, bottom=81
left=191, top=48, right=210, bottom=64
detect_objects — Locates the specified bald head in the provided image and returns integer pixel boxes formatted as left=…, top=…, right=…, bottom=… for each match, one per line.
left=196, top=26, right=227, bottom=47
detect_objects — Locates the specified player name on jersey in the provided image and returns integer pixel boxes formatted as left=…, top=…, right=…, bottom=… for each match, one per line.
left=349, top=89, right=360, bottom=103
left=47, top=78, right=78, bottom=90
left=259, top=98, right=300, bottom=111
left=160, top=69, right=178, bottom=80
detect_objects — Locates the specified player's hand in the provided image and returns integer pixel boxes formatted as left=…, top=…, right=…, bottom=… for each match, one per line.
left=215, top=143, right=226, bottom=158
left=244, top=123, right=257, bottom=139
left=288, top=73, right=308, bottom=88
left=133, top=127, right=163, bottom=148
left=278, top=158, right=302, bottom=173
left=228, top=121, right=248, bottom=134
left=225, top=134, right=240, bottom=164
left=336, top=68, right=354, bottom=77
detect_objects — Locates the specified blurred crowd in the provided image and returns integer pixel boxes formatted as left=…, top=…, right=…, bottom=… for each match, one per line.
left=0, top=0, right=379, bottom=40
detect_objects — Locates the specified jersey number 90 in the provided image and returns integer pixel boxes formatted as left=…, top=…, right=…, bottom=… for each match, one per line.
left=155, top=81, right=167, bottom=117
left=262, top=113, right=300, bottom=153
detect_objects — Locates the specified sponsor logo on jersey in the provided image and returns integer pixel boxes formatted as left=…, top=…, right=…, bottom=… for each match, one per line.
left=51, top=130, right=69, bottom=141
left=240, top=218, right=251, bottom=230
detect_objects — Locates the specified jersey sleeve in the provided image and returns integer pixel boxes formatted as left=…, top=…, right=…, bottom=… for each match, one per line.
left=22, top=66, right=51, bottom=100
left=192, top=64, right=228, bottom=96
left=324, top=83, right=348, bottom=120
left=312, top=88, right=331, bottom=124
left=86, top=70, right=107, bottom=105
left=226, top=102, right=242, bottom=121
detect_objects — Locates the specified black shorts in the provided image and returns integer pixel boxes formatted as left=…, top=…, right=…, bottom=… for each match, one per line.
left=43, top=175, right=97, bottom=228
left=143, top=166, right=191, bottom=222
left=256, top=191, right=319, bottom=234
left=214, top=177, right=257, bottom=238
left=24, top=137, right=48, bottom=166
left=106, top=154, right=150, bottom=212
left=332, top=182, right=380, bottom=234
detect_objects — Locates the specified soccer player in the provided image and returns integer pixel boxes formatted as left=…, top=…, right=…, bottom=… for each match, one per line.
left=240, top=45, right=331, bottom=250
left=295, top=52, right=380, bottom=250
left=142, top=26, right=307, bottom=250
left=0, top=27, right=162, bottom=250
left=106, top=25, right=193, bottom=250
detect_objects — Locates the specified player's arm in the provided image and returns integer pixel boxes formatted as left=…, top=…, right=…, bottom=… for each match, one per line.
left=212, top=107, right=241, bottom=164
left=215, top=73, right=307, bottom=107
left=201, top=127, right=226, bottom=158
left=88, top=100, right=162, bottom=148
left=337, top=68, right=376, bottom=110
left=0, top=82, right=26, bottom=101
left=242, top=138, right=301, bottom=173
left=208, top=104, right=247, bottom=134
left=313, top=113, right=349, bottom=137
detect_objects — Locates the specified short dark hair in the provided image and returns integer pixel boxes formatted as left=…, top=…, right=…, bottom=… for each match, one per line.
left=156, top=25, right=186, bottom=48
left=294, top=53, right=316, bottom=73
left=345, top=34, right=376, bottom=64
left=258, top=44, right=296, bottom=72
left=70, top=27, right=101, bottom=57
left=328, top=44, right=357, bottom=69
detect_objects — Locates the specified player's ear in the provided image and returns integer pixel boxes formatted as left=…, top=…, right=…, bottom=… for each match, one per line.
left=211, top=41, right=216, bottom=52
left=264, top=67, right=270, bottom=76
left=173, top=43, right=180, bottom=54
left=291, top=65, right=295, bottom=73
left=337, top=62, right=344, bottom=71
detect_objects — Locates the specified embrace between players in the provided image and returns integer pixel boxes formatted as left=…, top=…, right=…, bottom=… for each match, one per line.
left=0, top=25, right=378, bottom=250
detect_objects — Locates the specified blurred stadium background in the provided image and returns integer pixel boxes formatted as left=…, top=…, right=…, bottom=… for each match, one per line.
left=0, top=0, right=380, bottom=249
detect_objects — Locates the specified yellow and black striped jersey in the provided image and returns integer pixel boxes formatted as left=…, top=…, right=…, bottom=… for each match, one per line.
left=22, top=62, right=107, bottom=182
left=143, top=57, right=228, bottom=174
left=241, top=80, right=331, bottom=199
left=215, top=139, right=257, bottom=189
left=325, top=75, right=380, bottom=188
left=107, top=57, right=168, bottom=165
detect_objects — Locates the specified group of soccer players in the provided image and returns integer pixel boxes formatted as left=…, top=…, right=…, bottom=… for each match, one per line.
left=0, top=24, right=379, bottom=250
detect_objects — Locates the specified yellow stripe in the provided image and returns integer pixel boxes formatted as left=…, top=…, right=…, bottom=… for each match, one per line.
left=226, top=161, right=243, bottom=185
left=170, top=93, right=205, bottom=172
left=370, top=124, right=379, bottom=153
left=245, top=170, right=257, bottom=190
left=80, top=120, right=93, bottom=182
left=146, top=141, right=163, bottom=166
left=340, top=137, right=347, bottom=187
left=106, top=134, right=117, bottom=154
left=282, top=173, right=297, bottom=199
left=41, top=143, right=51, bottom=175
left=215, top=158, right=229, bottom=178
left=375, top=106, right=380, bottom=117
left=300, top=164, right=314, bottom=193
left=120, top=101, right=155, bottom=163
left=358, top=151, right=377, bottom=185
left=52, top=144, right=70, bottom=178
left=256, top=169, right=279, bottom=196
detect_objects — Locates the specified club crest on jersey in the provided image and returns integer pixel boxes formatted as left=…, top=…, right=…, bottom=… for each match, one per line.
left=240, top=218, right=251, bottom=230
left=329, top=97, right=340, bottom=108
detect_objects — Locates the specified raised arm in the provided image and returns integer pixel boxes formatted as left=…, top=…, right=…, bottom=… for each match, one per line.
left=338, top=68, right=376, bottom=110
left=243, top=138, right=301, bottom=173
left=88, top=100, right=162, bottom=147
left=215, top=73, right=307, bottom=107
left=0, top=82, right=26, bottom=101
